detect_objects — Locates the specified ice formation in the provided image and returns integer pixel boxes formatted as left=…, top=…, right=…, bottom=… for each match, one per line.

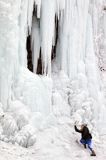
left=0, top=0, right=106, bottom=147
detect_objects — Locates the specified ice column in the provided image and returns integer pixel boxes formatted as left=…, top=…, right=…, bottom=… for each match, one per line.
left=56, top=0, right=90, bottom=79
left=40, top=0, right=56, bottom=76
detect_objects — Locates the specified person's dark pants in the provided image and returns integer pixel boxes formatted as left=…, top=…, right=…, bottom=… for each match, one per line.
left=80, top=138, right=92, bottom=151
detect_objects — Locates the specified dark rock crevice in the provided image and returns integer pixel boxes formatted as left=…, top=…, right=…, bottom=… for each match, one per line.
left=51, top=15, right=59, bottom=60
left=26, top=35, right=33, bottom=72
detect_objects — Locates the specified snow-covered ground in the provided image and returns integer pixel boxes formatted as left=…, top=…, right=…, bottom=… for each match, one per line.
left=0, top=127, right=106, bottom=160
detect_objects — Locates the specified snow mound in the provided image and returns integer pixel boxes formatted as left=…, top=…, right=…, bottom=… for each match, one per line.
left=0, top=113, right=18, bottom=137
left=9, top=100, right=31, bottom=130
left=0, top=101, right=37, bottom=148
left=14, top=125, right=36, bottom=148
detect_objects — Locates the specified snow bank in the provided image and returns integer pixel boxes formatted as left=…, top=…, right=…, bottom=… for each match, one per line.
left=0, top=101, right=37, bottom=147
left=14, top=124, right=36, bottom=148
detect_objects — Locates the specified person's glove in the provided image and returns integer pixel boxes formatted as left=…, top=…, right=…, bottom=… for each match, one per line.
left=74, top=121, right=78, bottom=126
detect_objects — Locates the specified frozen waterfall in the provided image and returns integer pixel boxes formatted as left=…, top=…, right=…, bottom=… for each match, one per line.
left=0, top=0, right=106, bottom=147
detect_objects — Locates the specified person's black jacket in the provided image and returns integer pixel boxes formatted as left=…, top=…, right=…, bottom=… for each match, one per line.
left=74, top=125, right=92, bottom=140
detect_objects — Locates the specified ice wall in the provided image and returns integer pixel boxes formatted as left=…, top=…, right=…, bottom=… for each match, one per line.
left=90, top=0, right=106, bottom=70
left=25, top=0, right=106, bottom=76
left=0, top=0, right=51, bottom=116
left=0, top=0, right=20, bottom=110
left=23, top=0, right=106, bottom=130
left=0, top=0, right=106, bottom=133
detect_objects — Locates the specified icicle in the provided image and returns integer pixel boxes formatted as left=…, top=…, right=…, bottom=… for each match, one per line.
left=27, top=0, right=35, bottom=35
left=27, top=0, right=41, bottom=34
left=31, top=16, right=40, bottom=73
left=35, top=0, right=41, bottom=18
left=40, top=0, right=56, bottom=76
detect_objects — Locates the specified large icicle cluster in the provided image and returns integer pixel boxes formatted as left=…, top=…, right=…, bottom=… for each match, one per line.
left=22, top=0, right=106, bottom=76
left=26, top=0, right=66, bottom=75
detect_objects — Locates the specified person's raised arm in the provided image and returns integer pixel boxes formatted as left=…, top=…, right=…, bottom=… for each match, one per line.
left=74, top=121, right=82, bottom=133
left=74, top=125, right=82, bottom=133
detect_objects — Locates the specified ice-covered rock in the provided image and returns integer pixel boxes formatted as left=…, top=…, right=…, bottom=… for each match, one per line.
left=9, top=100, right=31, bottom=130
left=14, top=125, right=36, bottom=148
left=0, top=113, right=18, bottom=137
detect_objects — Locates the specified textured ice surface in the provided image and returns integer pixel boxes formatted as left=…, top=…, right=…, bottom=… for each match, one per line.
left=0, top=0, right=106, bottom=149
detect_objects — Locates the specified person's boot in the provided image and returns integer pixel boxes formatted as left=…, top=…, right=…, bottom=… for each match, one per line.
left=83, top=144, right=86, bottom=149
left=90, top=150, right=96, bottom=156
